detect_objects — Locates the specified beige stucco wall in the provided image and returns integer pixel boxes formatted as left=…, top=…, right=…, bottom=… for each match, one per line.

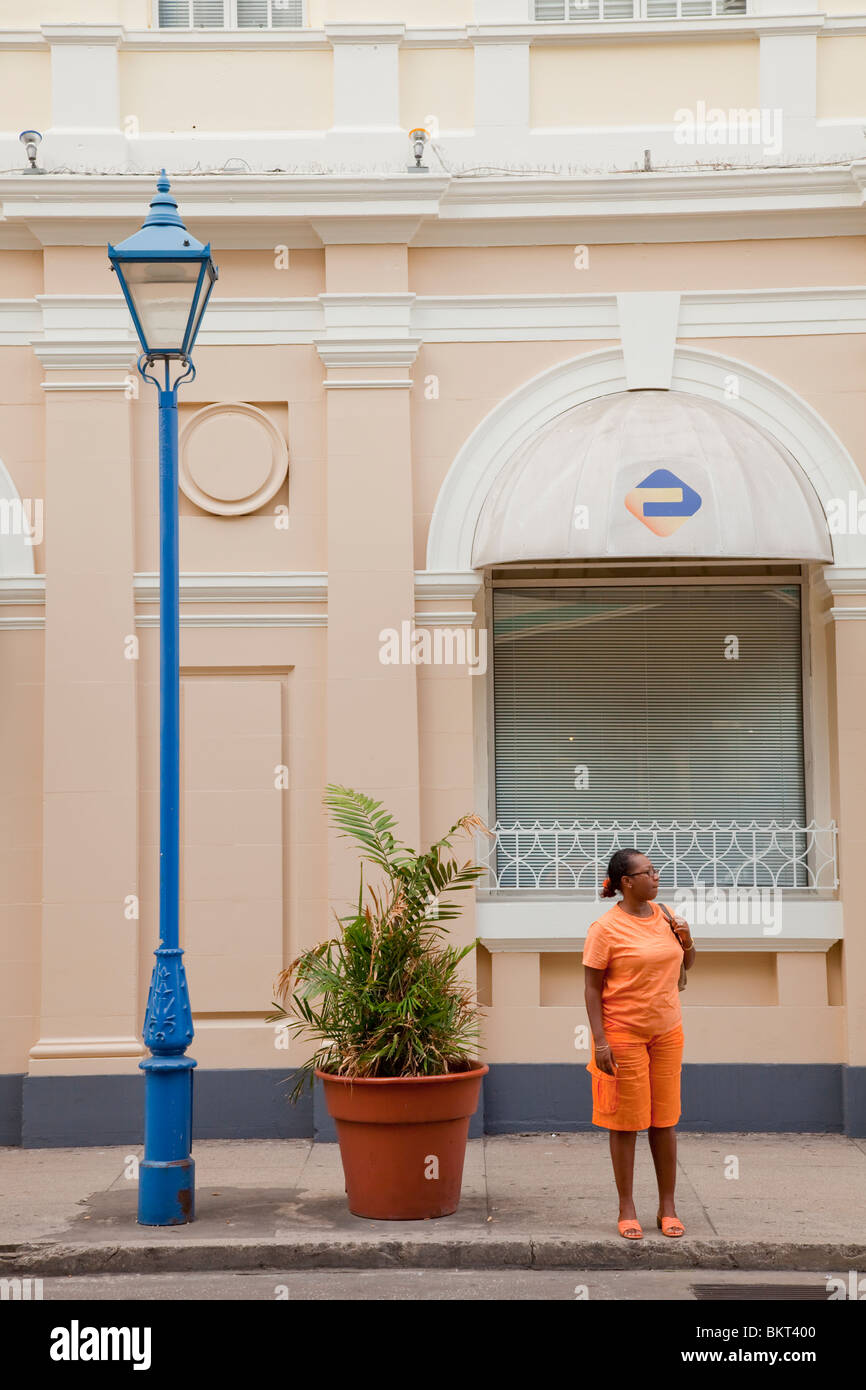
left=409, top=238, right=866, bottom=295
left=0, top=53, right=51, bottom=133
left=308, top=0, right=473, bottom=22
left=119, top=51, right=334, bottom=132
left=530, top=41, right=760, bottom=127
left=1, top=232, right=864, bottom=1085
left=817, top=37, right=866, bottom=120
left=399, top=48, right=474, bottom=133
left=0, top=0, right=148, bottom=21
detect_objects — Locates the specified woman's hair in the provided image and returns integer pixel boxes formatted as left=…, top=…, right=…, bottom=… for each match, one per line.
left=600, top=848, right=642, bottom=898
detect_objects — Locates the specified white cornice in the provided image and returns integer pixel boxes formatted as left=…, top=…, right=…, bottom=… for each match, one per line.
left=0, top=300, right=42, bottom=344
left=829, top=606, right=866, bottom=619
left=135, top=612, right=326, bottom=627
left=471, top=15, right=828, bottom=40
left=133, top=572, right=328, bottom=602
left=34, top=343, right=136, bottom=373
left=315, top=337, right=422, bottom=367
left=0, top=573, right=482, bottom=613
left=29, top=1035, right=145, bottom=1059
left=412, top=610, right=477, bottom=626
left=1, top=166, right=865, bottom=250
left=120, top=28, right=331, bottom=51
left=0, top=577, right=45, bottom=604
left=10, top=15, right=860, bottom=50
left=324, top=22, right=405, bottom=43
left=415, top=571, right=483, bottom=600
left=819, top=565, right=866, bottom=597
left=414, top=287, right=866, bottom=339
left=322, top=377, right=413, bottom=387
left=316, top=288, right=420, bottom=365
left=308, top=216, right=429, bottom=246
left=6, top=287, right=866, bottom=354
left=41, top=24, right=124, bottom=45
left=41, top=379, right=130, bottom=390
left=194, top=297, right=323, bottom=342
left=0, top=30, right=45, bottom=48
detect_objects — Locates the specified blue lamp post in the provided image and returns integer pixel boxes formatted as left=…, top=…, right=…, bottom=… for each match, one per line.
left=109, top=172, right=217, bottom=1226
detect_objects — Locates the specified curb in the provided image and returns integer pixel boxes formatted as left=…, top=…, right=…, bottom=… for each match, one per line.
left=3, top=1238, right=865, bottom=1277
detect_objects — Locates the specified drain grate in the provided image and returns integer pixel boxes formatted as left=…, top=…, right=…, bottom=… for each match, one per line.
left=692, top=1283, right=829, bottom=1301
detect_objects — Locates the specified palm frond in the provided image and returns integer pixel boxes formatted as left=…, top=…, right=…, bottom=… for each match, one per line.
left=271, top=787, right=487, bottom=1100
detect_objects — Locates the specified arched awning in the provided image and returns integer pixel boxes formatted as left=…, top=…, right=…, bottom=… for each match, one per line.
left=471, top=390, right=833, bottom=566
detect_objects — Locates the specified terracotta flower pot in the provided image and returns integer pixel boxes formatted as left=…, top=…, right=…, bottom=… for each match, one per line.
left=316, top=1063, right=489, bottom=1220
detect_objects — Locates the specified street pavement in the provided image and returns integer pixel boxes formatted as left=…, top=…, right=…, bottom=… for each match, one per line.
left=2, top=1132, right=865, bottom=1278
left=25, top=1269, right=846, bottom=1301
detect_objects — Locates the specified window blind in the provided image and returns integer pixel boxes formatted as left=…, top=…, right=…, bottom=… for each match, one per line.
left=492, top=584, right=806, bottom=885
left=237, top=0, right=304, bottom=25
left=158, top=0, right=303, bottom=25
left=534, top=1, right=638, bottom=16
left=158, top=0, right=226, bottom=26
left=533, top=0, right=747, bottom=15
left=267, top=0, right=304, bottom=25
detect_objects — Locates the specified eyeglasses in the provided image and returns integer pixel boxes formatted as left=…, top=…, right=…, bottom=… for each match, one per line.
left=628, top=867, right=659, bottom=879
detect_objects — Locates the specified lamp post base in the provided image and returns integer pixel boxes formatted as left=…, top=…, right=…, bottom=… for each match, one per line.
left=138, top=946, right=197, bottom=1228
left=138, top=1157, right=196, bottom=1226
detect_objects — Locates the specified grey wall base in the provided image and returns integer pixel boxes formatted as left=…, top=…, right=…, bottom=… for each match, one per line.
left=483, top=1063, right=853, bottom=1135
left=0, top=1073, right=22, bottom=1145
left=3, top=1064, right=864, bottom=1147
left=18, top=1070, right=312, bottom=1149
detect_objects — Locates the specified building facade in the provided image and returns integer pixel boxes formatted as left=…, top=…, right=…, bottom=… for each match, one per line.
left=1, top=0, right=865, bottom=1145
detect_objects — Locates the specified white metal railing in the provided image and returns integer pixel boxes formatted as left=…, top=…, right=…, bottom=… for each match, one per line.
left=477, top=820, right=838, bottom=891
left=157, top=0, right=303, bottom=27
left=533, top=0, right=747, bottom=19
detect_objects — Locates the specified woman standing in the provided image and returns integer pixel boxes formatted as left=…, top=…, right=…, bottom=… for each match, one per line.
left=582, top=847, right=696, bottom=1240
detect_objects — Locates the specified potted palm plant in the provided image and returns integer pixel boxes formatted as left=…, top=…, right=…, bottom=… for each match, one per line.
left=267, top=784, right=489, bottom=1220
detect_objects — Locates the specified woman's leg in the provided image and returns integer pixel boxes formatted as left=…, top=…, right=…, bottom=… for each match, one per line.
left=609, top=1129, right=638, bottom=1220
left=647, top=1124, right=677, bottom=1218
left=647, top=1024, right=685, bottom=1219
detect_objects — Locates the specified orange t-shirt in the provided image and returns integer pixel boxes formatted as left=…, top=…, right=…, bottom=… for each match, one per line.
left=582, top=901, right=683, bottom=1038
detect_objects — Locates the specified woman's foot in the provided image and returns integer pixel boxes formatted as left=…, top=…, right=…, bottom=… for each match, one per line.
left=656, top=1207, right=684, bottom=1237
left=618, top=1218, right=643, bottom=1239
left=618, top=1203, right=642, bottom=1239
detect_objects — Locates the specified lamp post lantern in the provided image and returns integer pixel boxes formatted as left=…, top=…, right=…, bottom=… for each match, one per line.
left=109, top=171, right=217, bottom=1226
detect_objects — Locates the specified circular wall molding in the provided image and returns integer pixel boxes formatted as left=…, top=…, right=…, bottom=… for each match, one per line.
left=179, top=402, right=288, bottom=516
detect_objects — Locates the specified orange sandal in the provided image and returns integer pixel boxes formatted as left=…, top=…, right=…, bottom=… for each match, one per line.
left=617, top=1218, right=643, bottom=1240
left=657, top=1214, right=685, bottom=1237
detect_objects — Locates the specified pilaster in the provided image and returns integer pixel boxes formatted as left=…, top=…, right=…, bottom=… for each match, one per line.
left=818, top=564, right=866, bottom=1130
left=28, top=329, right=142, bottom=1084
left=42, top=25, right=127, bottom=167
left=317, top=251, right=421, bottom=910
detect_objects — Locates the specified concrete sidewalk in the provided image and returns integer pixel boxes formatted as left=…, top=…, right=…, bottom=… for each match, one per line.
left=2, top=1132, right=866, bottom=1275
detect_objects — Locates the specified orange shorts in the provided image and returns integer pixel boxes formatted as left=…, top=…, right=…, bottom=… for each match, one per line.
left=587, top=1023, right=684, bottom=1131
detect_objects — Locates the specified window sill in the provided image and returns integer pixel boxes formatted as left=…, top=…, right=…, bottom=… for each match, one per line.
left=476, top=895, right=842, bottom=951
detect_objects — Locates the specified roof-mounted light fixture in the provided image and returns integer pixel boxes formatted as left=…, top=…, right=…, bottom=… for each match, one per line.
left=408, top=128, right=429, bottom=173
left=19, top=130, right=44, bottom=174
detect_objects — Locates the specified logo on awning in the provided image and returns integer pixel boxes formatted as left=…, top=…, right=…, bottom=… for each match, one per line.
left=625, top=469, right=702, bottom=537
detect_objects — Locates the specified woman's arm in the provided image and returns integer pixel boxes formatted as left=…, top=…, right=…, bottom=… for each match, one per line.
left=672, top=916, right=696, bottom=972
left=584, top=966, right=616, bottom=1075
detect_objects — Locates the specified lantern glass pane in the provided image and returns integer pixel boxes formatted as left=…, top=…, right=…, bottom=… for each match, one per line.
left=185, top=261, right=216, bottom=353
left=122, top=260, right=202, bottom=355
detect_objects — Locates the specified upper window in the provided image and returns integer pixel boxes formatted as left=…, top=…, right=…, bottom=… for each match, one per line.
left=158, top=0, right=304, bottom=27
left=534, top=0, right=747, bottom=18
